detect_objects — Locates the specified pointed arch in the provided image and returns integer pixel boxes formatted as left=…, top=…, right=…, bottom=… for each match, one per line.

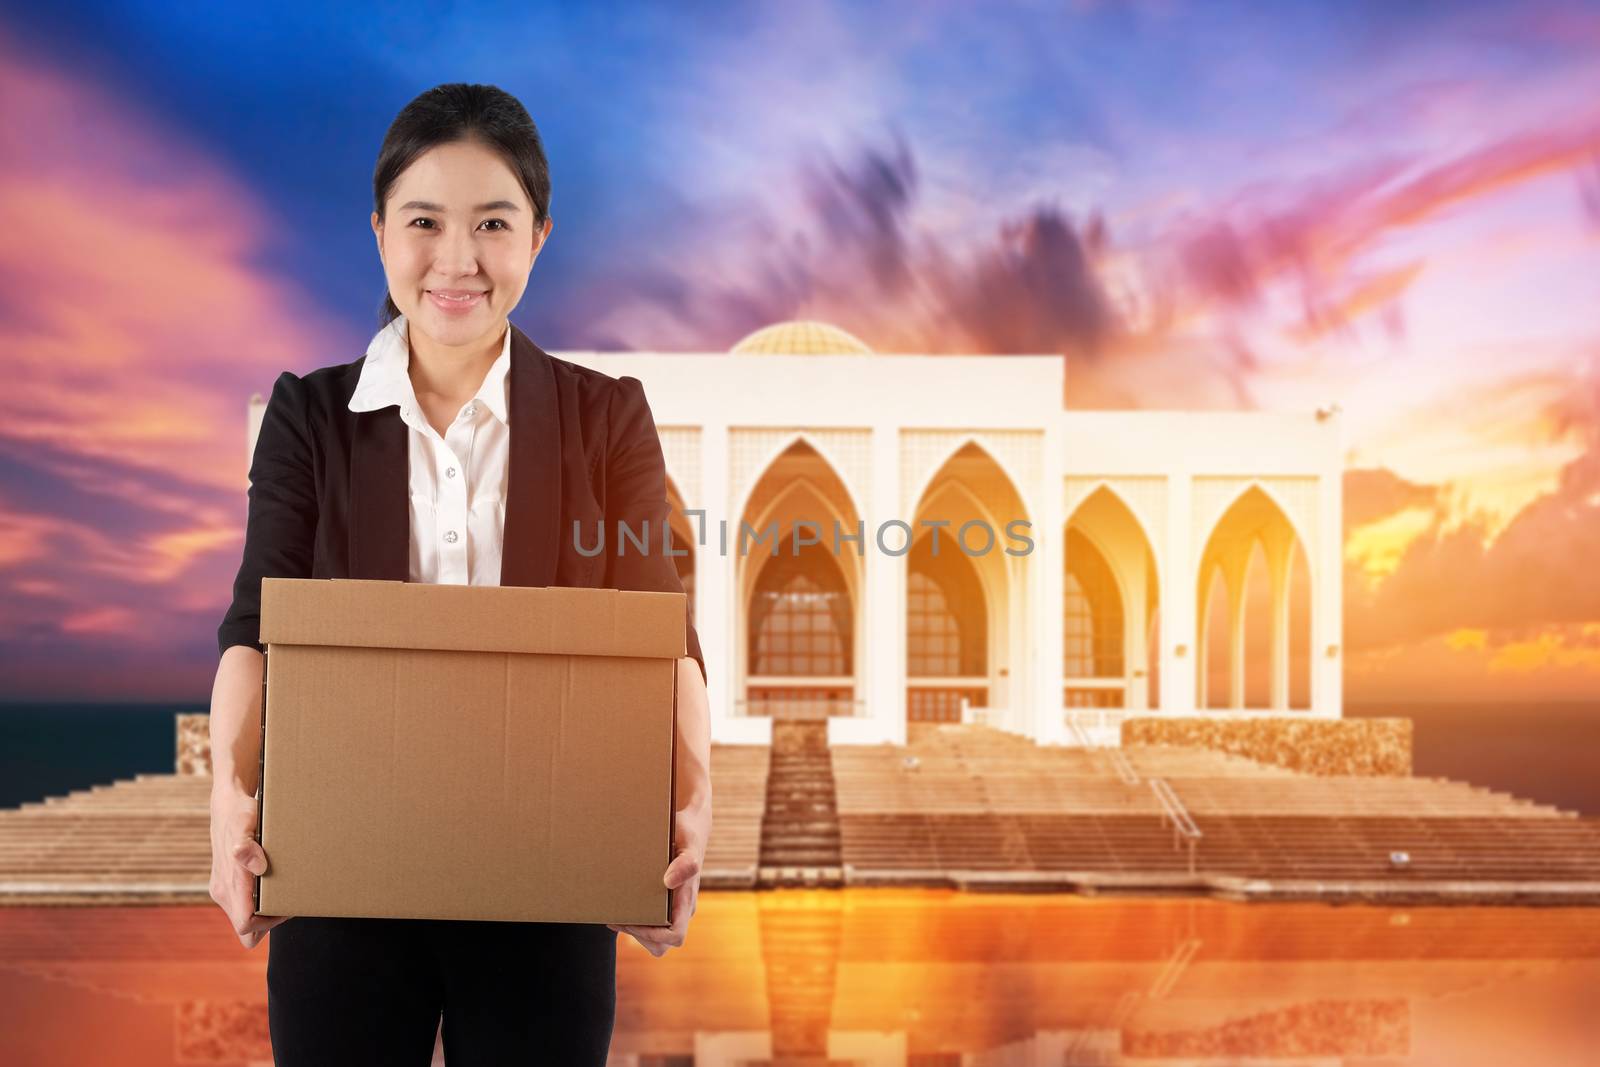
left=1195, top=483, right=1312, bottom=711
left=905, top=434, right=1034, bottom=526
left=1066, top=480, right=1160, bottom=562
left=905, top=440, right=1031, bottom=724
left=731, top=430, right=867, bottom=530
left=1065, top=484, right=1161, bottom=710
left=735, top=437, right=864, bottom=715
left=1197, top=478, right=1315, bottom=583
left=743, top=474, right=865, bottom=598
left=1063, top=527, right=1125, bottom=678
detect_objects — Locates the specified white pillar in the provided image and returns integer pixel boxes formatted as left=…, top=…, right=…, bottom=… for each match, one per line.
left=703, top=423, right=767, bottom=744
left=1315, top=446, right=1344, bottom=717
left=1125, top=552, right=1150, bottom=711
left=832, top=424, right=904, bottom=745
left=1196, top=564, right=1210, bottom=710
left=1035, top=427, right=1066, bottom=745
left=1266, top=527, right=1293, bottom=710
left=1164, top=474, right=1198, bottom=713
left=1227, top=549, right=1247, bottom=709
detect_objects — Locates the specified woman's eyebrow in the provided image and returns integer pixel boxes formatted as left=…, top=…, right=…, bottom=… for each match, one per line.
left=398, top=199, right=523, bottom=212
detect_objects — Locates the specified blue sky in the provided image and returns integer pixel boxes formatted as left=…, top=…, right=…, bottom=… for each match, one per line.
left=8, top=0, right=1579, bottom=349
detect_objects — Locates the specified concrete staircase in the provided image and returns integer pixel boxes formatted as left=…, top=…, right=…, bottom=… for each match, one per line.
left=830, top=724, right=1600, bottom=900
left=0, top=775, right=213, bottom=902
left=0, top=745, right=774, bottom=901
left=758, top=721, right=843, bottom=888
left=5, top=720, right=1597, bottom=905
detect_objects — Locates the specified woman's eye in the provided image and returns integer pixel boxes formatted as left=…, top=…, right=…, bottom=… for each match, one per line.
left=404, top=218, right=505, bottom=231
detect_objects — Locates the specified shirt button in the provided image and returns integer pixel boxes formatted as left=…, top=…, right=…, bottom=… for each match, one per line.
left=446, top=466, right=457, bottom=479
left=443, top=530, right=459, bottom=544
left=464, top=403, right=476, bottom=417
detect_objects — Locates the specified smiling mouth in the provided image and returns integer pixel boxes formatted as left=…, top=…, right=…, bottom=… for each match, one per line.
left=428, top=289, right=488, bottom=303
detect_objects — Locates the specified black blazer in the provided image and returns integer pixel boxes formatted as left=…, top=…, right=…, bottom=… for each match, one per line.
left=217, top=322, right=705, bottom=683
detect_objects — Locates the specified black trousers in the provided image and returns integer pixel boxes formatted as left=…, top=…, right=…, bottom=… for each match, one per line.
left=266, top=915, right=617, bottom=1065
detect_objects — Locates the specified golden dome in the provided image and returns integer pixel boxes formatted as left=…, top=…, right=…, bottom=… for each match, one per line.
left=730, top=320, right=872, bottom=355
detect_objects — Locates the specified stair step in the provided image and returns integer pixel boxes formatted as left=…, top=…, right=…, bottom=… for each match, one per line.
left=756, top=865, right=844, bottom=886
left=760, top=724, right=844, bottom=873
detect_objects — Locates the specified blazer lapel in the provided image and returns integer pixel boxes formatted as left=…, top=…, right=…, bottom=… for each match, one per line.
left=348, top=395, right=410, bottom=581
left=346, top=325, right=562, bottom=588
left=499, top=324, right=562, bottom=588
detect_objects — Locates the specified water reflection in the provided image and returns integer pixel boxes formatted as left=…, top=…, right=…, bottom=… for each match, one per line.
left=1, top=890, right=1597, bottom=1065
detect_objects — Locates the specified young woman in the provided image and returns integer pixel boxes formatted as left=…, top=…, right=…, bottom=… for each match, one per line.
left=206, top=83, right=712, bottom=1065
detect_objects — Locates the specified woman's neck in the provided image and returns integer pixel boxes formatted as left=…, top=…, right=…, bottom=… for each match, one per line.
left=405, top=319, right=507, bottom=404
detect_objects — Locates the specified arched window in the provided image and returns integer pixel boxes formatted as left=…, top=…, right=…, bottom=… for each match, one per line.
left=907, top=534, right=986, bottom=676
left=748, top=543, right=851, bottom=675
left=1064, top=528, right=1124, bottom=678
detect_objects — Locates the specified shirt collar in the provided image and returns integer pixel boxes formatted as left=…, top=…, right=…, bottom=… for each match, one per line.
left=347, top=314, right=511, bottom=427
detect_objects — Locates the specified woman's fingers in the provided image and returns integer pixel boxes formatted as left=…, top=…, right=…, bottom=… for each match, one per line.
left=233, top=837, right=267, bottom=876
left=610, top=884, right=694, bottom=957
left=207, top=791, right=281, bottom=950
left=662, top=849, right=701, bottom=889
left=235, top=913, right=288, bottom=951
left=219, top=839, right=270, bottom=938
left=608, top=850, right=704, bottom=958
left=607, top=924, right=670, bottom=956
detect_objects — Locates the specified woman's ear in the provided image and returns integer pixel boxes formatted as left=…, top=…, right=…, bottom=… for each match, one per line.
left=370, top=210, right=385, bottom=264
left=528, top=215, right=554, bottom=272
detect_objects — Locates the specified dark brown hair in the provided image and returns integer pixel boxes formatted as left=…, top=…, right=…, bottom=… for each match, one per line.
left=372, top=83, right=551, bottom=324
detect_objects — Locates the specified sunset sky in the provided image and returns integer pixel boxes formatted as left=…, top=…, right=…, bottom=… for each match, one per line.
left=1, top=1, right=1597, bottom=703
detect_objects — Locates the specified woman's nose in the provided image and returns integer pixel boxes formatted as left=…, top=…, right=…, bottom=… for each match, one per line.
left=432, top=229, right=480, bottom=277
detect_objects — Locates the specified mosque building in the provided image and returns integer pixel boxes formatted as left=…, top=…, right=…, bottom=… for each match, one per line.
left=248, top=319, right=1345, bottom=749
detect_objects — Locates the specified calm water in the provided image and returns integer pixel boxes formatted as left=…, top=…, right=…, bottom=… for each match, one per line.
left=0, top=891, right=1597, bottom=1066
left=1346, top=700, right=1600, bottom=816
left=3, top=699, right=1597, bottom=814
left=0, top=702, right=204, bottom=810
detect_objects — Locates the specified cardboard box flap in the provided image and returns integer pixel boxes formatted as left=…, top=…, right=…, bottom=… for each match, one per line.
left=260, top=578, right=685, bottom=659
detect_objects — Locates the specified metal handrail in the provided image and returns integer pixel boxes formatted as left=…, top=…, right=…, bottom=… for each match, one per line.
left=1148, top=777, right=1203, bottom=875
left=1107, top=746, right=1141, bottom=786
left=1065, top=714, right=1094, bottom=747
left=1067, top=713, right=1141, bottom=784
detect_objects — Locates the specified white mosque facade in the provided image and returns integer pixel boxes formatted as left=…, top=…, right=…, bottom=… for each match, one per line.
left=248, top=321, right=1345, bottom=749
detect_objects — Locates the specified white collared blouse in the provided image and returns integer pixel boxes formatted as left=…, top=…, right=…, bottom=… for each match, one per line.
left=346, top=315, right=511, bottom=586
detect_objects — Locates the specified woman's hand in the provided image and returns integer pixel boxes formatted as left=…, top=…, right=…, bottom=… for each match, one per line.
left=608, top=799, right=710, bottom=957
left=208, top=783, right=290, bottom=950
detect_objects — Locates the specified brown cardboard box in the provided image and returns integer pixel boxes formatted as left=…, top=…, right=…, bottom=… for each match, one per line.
left=252, top=577, right=683, bottom=926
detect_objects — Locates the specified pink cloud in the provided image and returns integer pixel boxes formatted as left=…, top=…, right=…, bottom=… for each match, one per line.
left=1161, top=114, right=1600, bottom=340
left=0, top=38, right=357, bottom=698
left=57, top=606, right=141, bottom=637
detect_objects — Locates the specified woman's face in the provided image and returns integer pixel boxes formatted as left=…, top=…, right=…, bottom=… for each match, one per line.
left=371, top=138, right=552, bottom=352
